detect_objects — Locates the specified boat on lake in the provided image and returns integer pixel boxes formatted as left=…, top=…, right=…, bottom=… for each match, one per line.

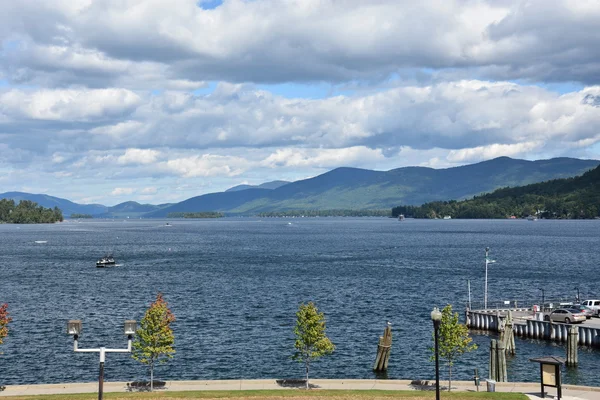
left=527, top=215, right=538, bottom=221
left=96, top=255, right=116, bottom=268
left=398, top=214, right=405, bottom=221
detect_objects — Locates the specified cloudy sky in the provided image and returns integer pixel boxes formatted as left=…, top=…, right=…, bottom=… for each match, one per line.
left=1, top=0, right=600, bottom=205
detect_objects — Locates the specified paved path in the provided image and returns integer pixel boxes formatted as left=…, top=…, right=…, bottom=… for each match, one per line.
left=1, top=379, right=600, bottom=399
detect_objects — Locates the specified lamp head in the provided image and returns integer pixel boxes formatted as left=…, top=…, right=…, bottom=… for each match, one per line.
left=124, top=320, right=137, bottom=336
left=67, top=320, right=82, bottom=336
left=430, top=307, right=442, bottom=322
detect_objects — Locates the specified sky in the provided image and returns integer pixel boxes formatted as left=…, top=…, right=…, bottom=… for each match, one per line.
left=1, top=0, right=600, bottom=206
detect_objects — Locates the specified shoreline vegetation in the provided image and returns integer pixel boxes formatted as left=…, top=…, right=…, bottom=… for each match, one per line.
left=258, top=210, right=391, bottom=217
left=0, top=199, right=63, bottom=224
left=167, top=212, right=224, bottom=218
left=70, top=213, right=93, bottom=219
left=393, top=164, right=600, bottom=220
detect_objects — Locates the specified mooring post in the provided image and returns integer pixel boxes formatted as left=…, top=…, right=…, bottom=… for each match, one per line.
left=497, top=341, right=507, bottom=382
left=567, top=325, right=578, bottom=367
left=373, top=322, right=392, bottom=372
left=489, top=339, right=497, bottom=380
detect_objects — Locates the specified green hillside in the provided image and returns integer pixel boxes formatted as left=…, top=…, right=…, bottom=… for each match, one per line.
left=392, top=164, right=600, bottom=219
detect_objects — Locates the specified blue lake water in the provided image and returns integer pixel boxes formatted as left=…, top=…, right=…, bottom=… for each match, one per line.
left=0, top=218, right=599, bottom=386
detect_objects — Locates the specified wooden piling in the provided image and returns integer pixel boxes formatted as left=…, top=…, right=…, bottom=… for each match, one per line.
left=497, top=341, right=507, bottom=382
left=567, top=325, right=578, bottom=367
left=373, top=323, right=392, bottom=371
left=489, top=339, right=497, bottom=380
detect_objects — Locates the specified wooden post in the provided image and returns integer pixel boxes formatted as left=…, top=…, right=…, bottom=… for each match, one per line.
left=489, top=339, right=497, bottom=380
left=567, top=325, right=578, bottom=367
left=373, top=323, right=392, bottom=371
left=497, top=341, right=507, bottom=382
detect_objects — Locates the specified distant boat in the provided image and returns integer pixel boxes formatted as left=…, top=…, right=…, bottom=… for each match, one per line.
left=398, top=214, right=405, bottom=221
left=96, top=255, right=116, bottom=268
left=34, top=240, right=47, bottom=244
left=527, top=215, right=538, bottom=221
left=164, top=222, right=172, bottom=227
left=443, top=215, right=452, bottom=220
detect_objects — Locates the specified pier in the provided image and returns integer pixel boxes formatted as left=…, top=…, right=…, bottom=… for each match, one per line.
left=466, top=306, right=600, bottom=347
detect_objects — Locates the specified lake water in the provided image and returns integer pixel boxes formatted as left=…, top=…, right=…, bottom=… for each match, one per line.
left=1, top=218, right=599, bottom=386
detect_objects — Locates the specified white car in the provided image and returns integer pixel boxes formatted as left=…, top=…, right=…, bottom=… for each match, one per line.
left=581, top=300, right=600, bottom=316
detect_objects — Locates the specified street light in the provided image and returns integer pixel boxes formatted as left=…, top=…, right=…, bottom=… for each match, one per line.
left=67, top=319, right=136, bottom=400
left=574, top=287, right=580, bottom=304
left=431, top=307, right=442, bottom=400
left=484, top=247, right=496, bottom=309
left=538, top=288, right=545, bottom=311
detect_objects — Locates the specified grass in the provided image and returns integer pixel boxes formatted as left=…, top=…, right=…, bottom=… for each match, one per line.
left=0, top=390, right=528, bottom=400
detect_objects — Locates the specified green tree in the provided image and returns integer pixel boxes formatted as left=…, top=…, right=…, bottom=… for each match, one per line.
left=293, top=302, right=335, bottom=389
left=431, top=304, right=477, bottom=391
left=132, top=293, right=175, bottom=391
left=0, top=303, right=10, bottom=346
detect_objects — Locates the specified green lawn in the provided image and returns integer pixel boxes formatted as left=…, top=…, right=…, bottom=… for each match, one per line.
left=0, top=389, right=528, bottom=400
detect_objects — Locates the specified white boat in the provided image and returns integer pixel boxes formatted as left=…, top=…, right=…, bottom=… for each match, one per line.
left=398, top=214, right=405, bottom=221
left=443, top=215, right=452, bottom=220
left=96, top=255, right=116, bottom=268
left=527, top=215, right=538, bottom=221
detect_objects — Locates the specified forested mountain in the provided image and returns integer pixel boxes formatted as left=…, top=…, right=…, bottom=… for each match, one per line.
left=0, top=192, right=107, bottom=217
left=392, top=164, right=600, bottom=219
left=147, top=157, right=599, bottom=216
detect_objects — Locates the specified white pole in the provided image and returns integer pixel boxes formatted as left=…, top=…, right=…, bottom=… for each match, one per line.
left=468, top=280, right=472, bottom=309
left=484, top=247, right=489, bottom=309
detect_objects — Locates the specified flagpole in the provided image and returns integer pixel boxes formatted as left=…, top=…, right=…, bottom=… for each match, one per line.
left=484, top=247, right=489, bottom=309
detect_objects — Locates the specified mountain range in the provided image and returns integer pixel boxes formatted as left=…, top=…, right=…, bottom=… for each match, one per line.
left=1, top=157, right=598, bottom=217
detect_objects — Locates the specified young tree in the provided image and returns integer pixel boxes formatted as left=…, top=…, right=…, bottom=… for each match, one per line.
left=431, top=304, right=477, bottom=391
left=132, top=293, right=175, bottom=391
left=0, top=303, right=10, bottom=345
left=293, top=302, right=335, bottom=389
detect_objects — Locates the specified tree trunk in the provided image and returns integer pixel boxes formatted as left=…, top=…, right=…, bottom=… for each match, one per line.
left=150, top=361, right=154, bottom=392
left=448, top=364, right=452, bottom=392
left=305, top=359, right=310, bottom=390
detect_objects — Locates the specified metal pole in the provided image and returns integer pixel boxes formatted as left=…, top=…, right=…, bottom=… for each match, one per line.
left=484, top=247, right=489, bottom=309
left=434, top=319, right=440, bottom=400
left=99, top=348, right=105, bottom=400
left=468, top=280, right=472, bottom=309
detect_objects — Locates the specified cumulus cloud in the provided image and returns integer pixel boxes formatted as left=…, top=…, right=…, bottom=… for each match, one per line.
left=1, top=0, right=600, bottom=86
left=111, top=187, right=135, bottom=196
left=117, top=148, right=160, bottom=165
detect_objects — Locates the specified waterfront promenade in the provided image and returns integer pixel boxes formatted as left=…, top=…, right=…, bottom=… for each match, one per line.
left=2, top=379, right=600, bottom=399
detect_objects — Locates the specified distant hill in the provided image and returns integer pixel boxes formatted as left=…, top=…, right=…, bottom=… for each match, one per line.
left=392, top=163, right=600, bottom=219
left=0, top=192, right=107, bottom=217
left=97, top=201, right=172, bottom=218
left=146, top=157, right=600, bottom=216
left=225, top=180, right=290, bottom=192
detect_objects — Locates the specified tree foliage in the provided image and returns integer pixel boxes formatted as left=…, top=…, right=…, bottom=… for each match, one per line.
left=431, top=305, right=477, bottom=391
left=393, top=165, right=600, bottom=219
left=0, top=199, right=63, bottom=223
left=132, top=293, right=175, bottom=391
left=0, top=303, right=11, bottom=346
left=293, top=302, right=335, bottom=389
left=259, top=209, right=391, bottom=217
left=167, top=212, right=224, bottom=218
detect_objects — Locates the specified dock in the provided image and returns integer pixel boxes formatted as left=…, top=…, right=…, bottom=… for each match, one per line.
left=466, top=306, right=600, bottom=347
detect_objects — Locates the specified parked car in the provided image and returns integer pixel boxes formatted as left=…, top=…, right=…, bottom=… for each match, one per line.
left=564, top=305, right=594, bottom=319
left=544, top=308, right=586, bottom=324
left=581, top=300, right=600, bottom=316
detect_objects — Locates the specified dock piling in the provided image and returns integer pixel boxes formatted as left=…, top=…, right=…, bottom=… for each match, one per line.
left=373, top=322, right=392, bottom=372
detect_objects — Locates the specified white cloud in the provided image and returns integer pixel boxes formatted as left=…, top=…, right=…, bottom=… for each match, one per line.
left=111, top=187, right=135, bottom=196
left=161, top=154, right=250, bottom=178
left=117, top=148, right=160, bottom=165
left=141, top=186, right=157, bottom=194
left=261, top=147, right=385, bottom=169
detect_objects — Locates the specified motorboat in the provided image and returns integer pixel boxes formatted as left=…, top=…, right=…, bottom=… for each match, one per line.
left=398, top=214, right=405, bottom=221
left=96, top=255, right=116, bottom=268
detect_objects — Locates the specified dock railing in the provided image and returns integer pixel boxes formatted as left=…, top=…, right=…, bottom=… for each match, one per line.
left=467, top=298, right=580, bottom=313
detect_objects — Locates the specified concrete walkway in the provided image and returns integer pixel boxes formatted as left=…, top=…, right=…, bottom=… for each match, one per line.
left=1, top=379, right=599, bottom=399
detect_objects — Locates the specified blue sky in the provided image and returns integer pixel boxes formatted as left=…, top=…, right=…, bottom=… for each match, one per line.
left=1, top=0, right=599, bottom=205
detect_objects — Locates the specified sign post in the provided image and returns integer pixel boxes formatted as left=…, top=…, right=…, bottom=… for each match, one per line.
left=529, top=356, right=564, bottom=399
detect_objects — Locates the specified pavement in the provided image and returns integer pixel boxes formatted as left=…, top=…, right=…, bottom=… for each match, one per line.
left=1, top=379, right=600, bottom=399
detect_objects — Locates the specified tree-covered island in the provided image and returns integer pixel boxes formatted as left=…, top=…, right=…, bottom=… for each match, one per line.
left=0, top=199, right=63, bottom=223
left=70, top=213, right=93, bottom=219
left=393, top=164, right=600, bottom=219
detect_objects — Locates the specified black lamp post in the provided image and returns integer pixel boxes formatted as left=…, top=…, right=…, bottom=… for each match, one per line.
left=539, top=288, right=545, bottom=311
left=574, top=287, right=580, bottom=304
left=431, top=307, right=442, bottom=400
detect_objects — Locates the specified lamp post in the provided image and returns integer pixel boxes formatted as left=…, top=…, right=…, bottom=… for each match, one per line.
left=539, top=288, right=545, bottom=312
left=67, top=319, right=136, bottom=400
left=431, top=307, right=442, bottom=400
left=484, top=248, right=496, bottom=309
left=574, top=287, right=580, bottom=304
